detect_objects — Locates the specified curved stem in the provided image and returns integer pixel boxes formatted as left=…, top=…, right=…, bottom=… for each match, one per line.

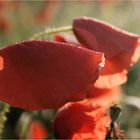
left=31, top=26, right=72, bottom=40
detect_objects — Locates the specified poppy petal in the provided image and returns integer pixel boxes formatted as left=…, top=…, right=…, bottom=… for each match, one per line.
left=0, top=40, right=103, bottom=110
left=52, top=101, right=110, bottom=139
left=87, top=86, right=122, bottom=109
left=73, top=17, right=140, bottom=88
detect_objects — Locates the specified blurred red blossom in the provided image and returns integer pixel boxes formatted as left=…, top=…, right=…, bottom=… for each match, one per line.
left=53, top=101, right=110, bottom=139
left=73, top=17, right=140, bottom=88
left=0, top=0, right=5, bottom=10
left=0, top=16, right=11, bottom=34
left=99, top=0, right=114, bottom=7
left=87, top=86, right=122, bottom=109
left=0, top=40, right=103, bottom=110
left=27, top=121, right=48, bottom=139
left=0, top=1, right=20, bottom=35
left=37, top=1, right=60, bottom=24
left=0, top=1, right=21, bottom=12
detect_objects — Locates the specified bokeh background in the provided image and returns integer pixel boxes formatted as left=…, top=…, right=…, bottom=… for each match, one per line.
left=0, top=0, right=140, bottom=139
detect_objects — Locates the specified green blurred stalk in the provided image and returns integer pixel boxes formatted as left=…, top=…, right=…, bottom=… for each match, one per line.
left=0, top=103, right=10, bottom=138
left=19, top=113, right=32, bottom=139
left=19, top=111, right=41, bottom=139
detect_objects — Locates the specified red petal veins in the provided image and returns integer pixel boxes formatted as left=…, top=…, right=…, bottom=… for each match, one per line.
left=0, top=40, right=103, bottom=110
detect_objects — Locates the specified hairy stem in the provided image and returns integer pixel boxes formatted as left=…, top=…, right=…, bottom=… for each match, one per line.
left=31, top=26, right=72, bottom=40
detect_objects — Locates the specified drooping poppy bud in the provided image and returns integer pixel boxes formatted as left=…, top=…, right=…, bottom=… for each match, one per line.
left=87, top=86, right=122, bottom=109
left=0, top=40, right=103, bottom=110
left=73, top=17, right=140, bottom=88
left=52, top=101, right=110, bottom=140
left=27, top=121, right=48, bottom=139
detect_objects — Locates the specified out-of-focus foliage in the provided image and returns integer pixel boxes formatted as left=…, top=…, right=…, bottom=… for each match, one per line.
left=0, top=0, right=140, bottom=139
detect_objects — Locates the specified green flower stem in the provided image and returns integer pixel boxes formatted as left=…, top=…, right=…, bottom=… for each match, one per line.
left=19, top=113, right=32, bottom=139
left=31, top=26, right=72, bottom=40
left=19, top=111, right=42, bottom=139
left=0, top=103, right=10, bottom=138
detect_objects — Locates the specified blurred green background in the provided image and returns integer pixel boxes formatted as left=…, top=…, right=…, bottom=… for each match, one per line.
left=0, top=0, right=140, bottom=139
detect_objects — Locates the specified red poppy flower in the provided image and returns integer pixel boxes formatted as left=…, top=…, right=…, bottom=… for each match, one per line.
left=52, top=101, right=110, bottom=139
left=73, top=17, right=140, bottom=88
left=87, top=86, right=122, bottom=109
left=55, top=34, right=122, bottom=109
left=0, top=40, right=103, bottom=110
left=27, top=121, right=48, bottom=139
